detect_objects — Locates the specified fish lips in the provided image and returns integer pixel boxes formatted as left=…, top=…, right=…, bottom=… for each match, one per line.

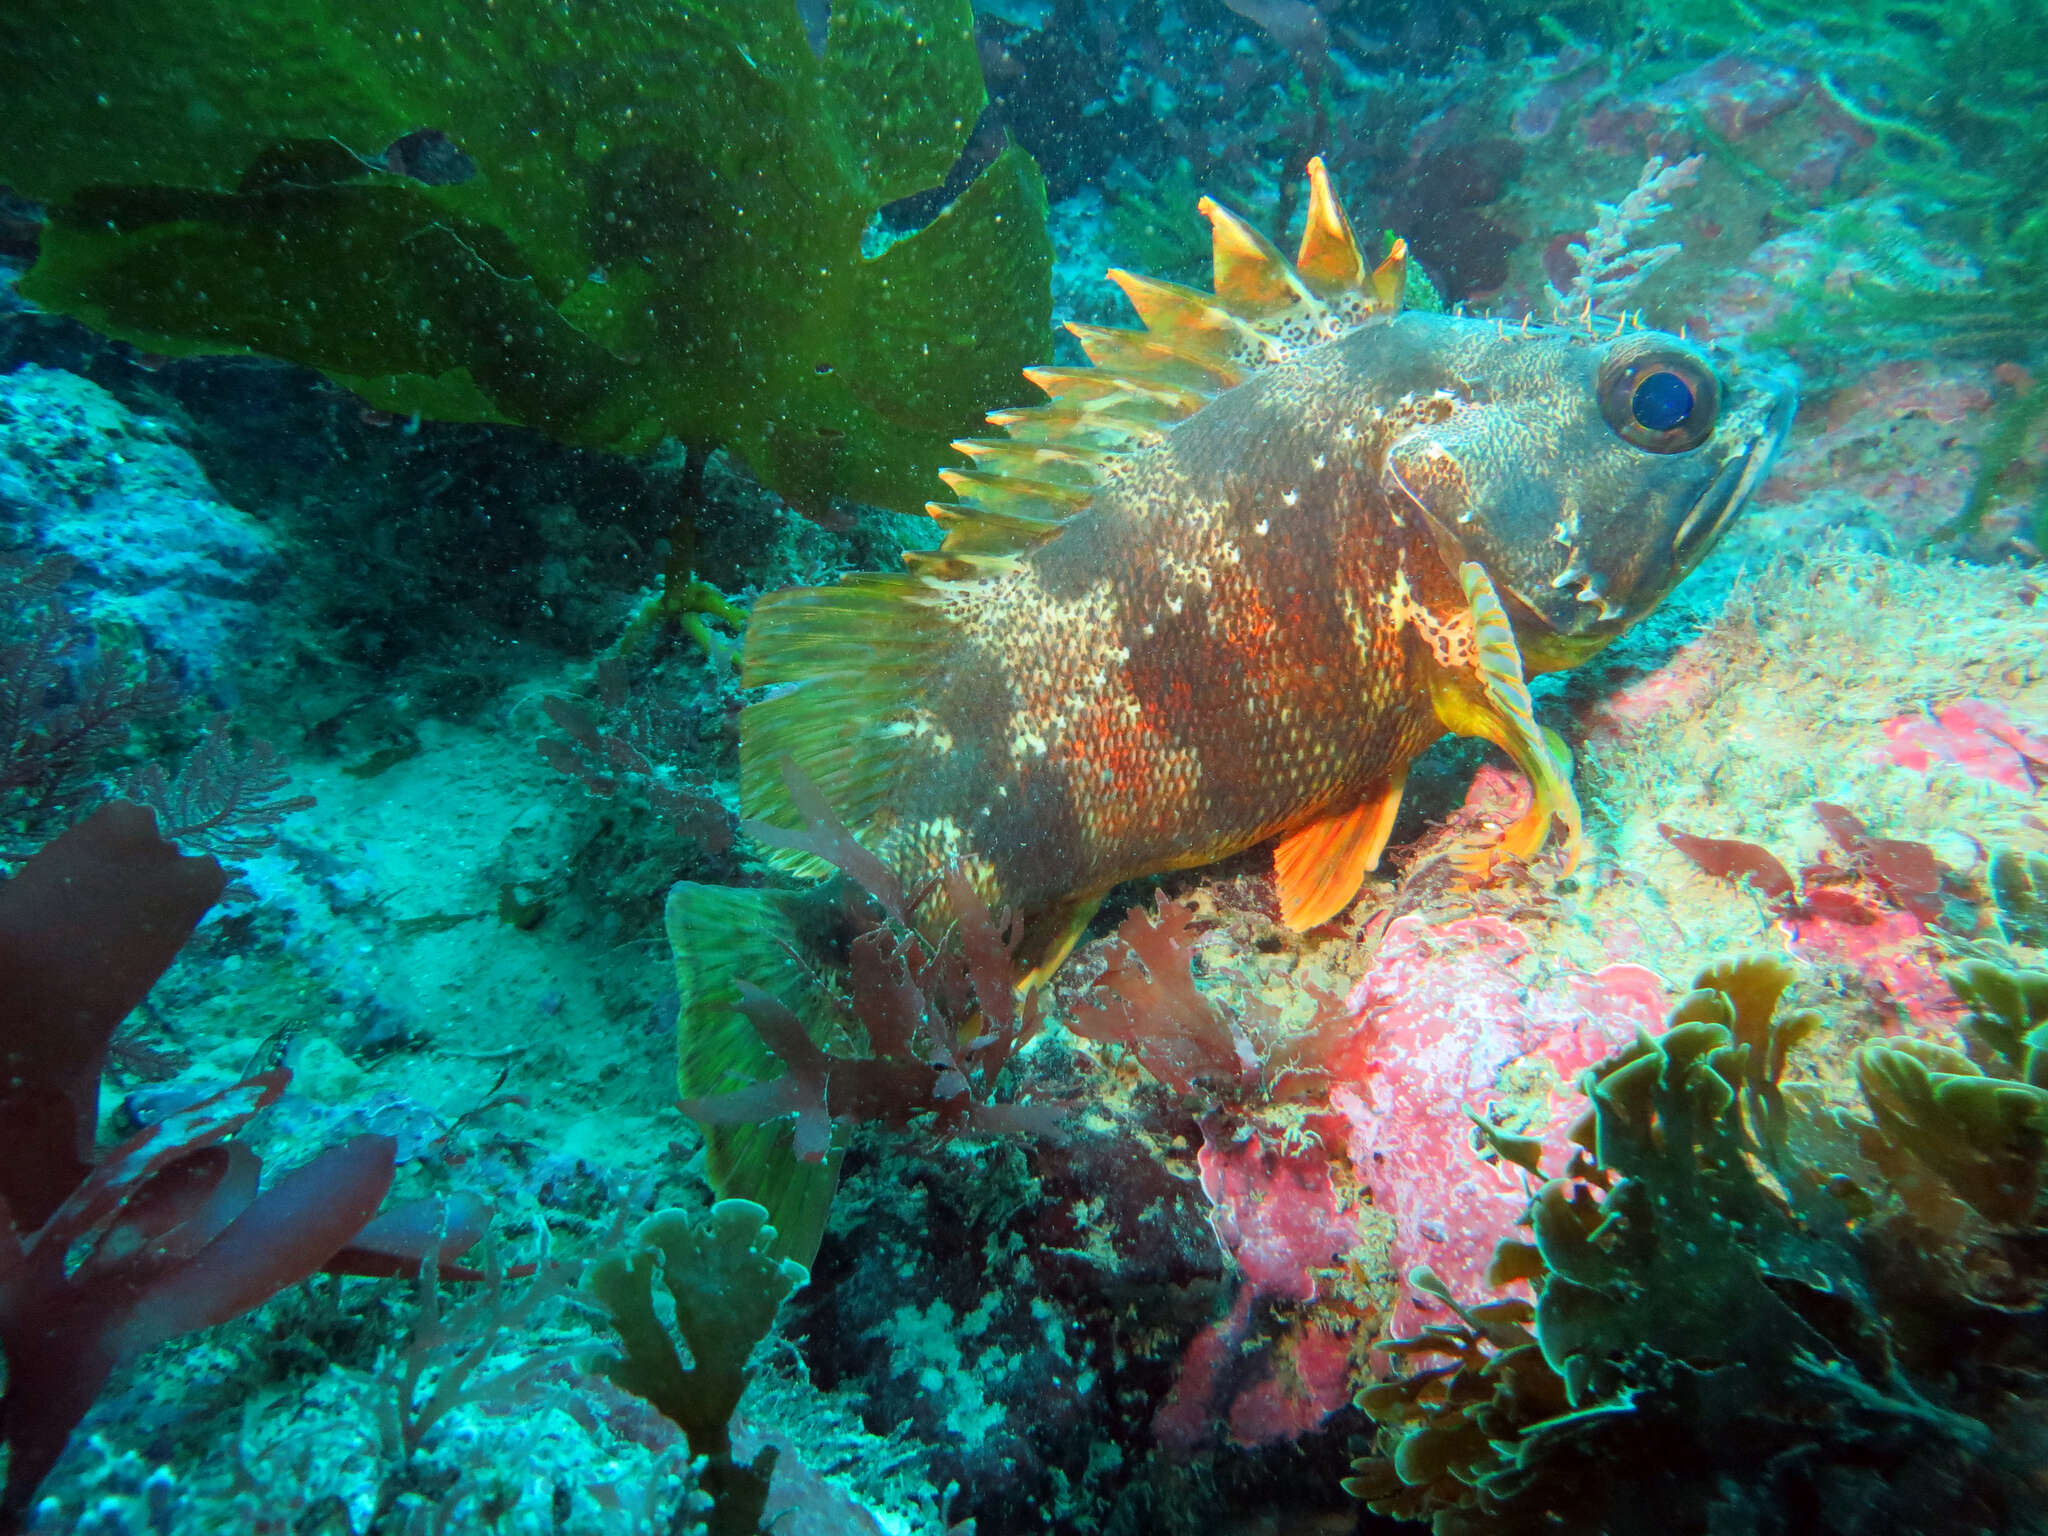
left=1673, top=374, right=1797, bottom=564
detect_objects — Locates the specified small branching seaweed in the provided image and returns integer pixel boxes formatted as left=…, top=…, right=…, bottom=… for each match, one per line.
left=538, top=658, right=734, bottom=855
left=123, top=714, right=316, bottom=861
left=679, top=868, right=1067, bottom=1158
left=378, top=1235, right=579, bottom=1467
left=583, top=1202, right=808, bottom=1536
left=1064, top=897, right=1353, bottom=1102
left=1068, top=901, right=1256, bottom=1098
left=669, top=763, right=1071, bottom=1269
left=1546, top=154, right=1704, bottom=316
left=0, top=553, right=178, bottom=853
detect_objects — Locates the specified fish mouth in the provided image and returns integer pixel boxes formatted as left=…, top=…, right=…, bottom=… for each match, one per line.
left=1669, top=449, right=1749, bottom=564
left=1670, top=382, right=1796, bottom=566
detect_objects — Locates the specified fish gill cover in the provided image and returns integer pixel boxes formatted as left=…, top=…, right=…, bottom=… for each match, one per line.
left=0, top=0, right=1053, bottom=515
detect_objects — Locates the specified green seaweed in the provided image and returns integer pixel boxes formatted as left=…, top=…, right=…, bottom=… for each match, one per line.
left=1928, top=384, right=2048, bottom=548
left=584, top=1202, right=808, bottom=1536
left=0, top=0, right=1052, bottom=515
left=1676, top=0, right=2048, bottom=349
left=1351, top=957, right=2048, bottom=1536
left=1105, top=159, right=1218, bottom=287
left=1629, top=0, right=2048, bottom=554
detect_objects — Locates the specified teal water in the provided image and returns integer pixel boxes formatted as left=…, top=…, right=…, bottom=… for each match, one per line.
left=1, top=3, right=2045, bottom=1533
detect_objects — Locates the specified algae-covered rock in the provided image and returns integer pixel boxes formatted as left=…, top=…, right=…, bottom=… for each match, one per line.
left=0, top=0, right=1052, bottom=514
left=0, top=364, right=280, bottom=683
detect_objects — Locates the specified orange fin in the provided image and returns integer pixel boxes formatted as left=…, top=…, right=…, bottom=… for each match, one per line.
left=1371, top=237, right=1409, bottom=313
left=1297, top=156, right=1366, bottom=295
left=1199, top=195, right=1313, bottom=313
left=1428, top=563, right=1583, bottom=880
left=1274, top=771, right=1409, bottom=930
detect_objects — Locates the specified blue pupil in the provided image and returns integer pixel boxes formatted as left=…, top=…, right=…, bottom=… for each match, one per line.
left=1631, top=369, right=1695, bottom=432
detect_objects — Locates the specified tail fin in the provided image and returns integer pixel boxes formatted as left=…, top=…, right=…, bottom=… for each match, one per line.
left=666, top=881, right=848, bottom=1268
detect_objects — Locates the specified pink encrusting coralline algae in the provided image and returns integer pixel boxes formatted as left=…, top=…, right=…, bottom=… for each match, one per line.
left=1878, top=699, right=2048, bottom=793
left=1154, top=1129, right=1361, bottom=1450
left=1328, top=914, right=1667, bottom=1339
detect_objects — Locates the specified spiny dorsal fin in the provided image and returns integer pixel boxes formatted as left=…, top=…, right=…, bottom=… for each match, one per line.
left=1064, top=323, right=1251, bottom=393
left=1104, top=268, right=1280, bottom=370
left=1371, top=237, right=1409, bottom=314
left=1200, top=194, right=1317, bottom=313
left=740, top=162, right=1406, bottom=865
left=922, top=156, right=1405, bottom=567
left=1298, top=156, right=1366, bottom=295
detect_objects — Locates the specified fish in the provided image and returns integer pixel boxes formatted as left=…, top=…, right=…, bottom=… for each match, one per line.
left=668, top=159, right=1795, bottom=1259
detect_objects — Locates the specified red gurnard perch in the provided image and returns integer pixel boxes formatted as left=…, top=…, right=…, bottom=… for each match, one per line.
left=670, top=159, right=1795, bottom=1260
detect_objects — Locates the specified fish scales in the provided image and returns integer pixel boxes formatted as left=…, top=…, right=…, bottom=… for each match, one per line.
left=878, top=327, right=1471, bottom=928
left=733, top=158, right=1794, bottom=973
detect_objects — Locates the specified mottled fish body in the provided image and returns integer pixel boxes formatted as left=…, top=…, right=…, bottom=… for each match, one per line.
left=850, top=321, right=1484, bottom=940
left=741, top=163, right=1793, bottom=969
left=673, top=161, right=1795, bottom=1260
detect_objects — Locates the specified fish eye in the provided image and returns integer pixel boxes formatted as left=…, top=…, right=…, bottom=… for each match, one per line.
left=1598, top=345, right=1719, bottom=453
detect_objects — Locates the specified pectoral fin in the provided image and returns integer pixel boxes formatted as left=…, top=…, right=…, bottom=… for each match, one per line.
left=1431, top=562, right=1583, bottom=872
left=1274, top=770, right=1409, bottom=930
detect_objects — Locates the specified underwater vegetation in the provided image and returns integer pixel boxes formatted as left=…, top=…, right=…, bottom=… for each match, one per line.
left=0, top=0, right=1052, bottom=517
left=2, top=0, right=2047, bottom=1532
left=0, top=804, right=489, bottom=1533
left=1618, top=0, right=2048, bottom=548
left=583, top=1203, right=808, bottom=1536
left=0, top=798, right=830, bottom=1535
left=0, top=553, right=177, bottom=853
left=1676, top=0, right=2048, bottom=347
left=1351, top=954, right=2048, bottom=1536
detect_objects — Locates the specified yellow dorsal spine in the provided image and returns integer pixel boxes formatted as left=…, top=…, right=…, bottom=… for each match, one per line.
left=918, top=160, right=1408, bottom=567
left=1298, top=155, right=1367, bottom=294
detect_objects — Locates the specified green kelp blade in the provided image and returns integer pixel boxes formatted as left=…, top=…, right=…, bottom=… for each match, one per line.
left=666, top=882, right=846, bottom=1268
left=827, top=144, right=1054, bottom=508
left=26, top=179, right=632, bottom=439
left=0, top=0, right=1051, bottom=514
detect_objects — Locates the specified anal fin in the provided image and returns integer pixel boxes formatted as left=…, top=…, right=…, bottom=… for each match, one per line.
left=1274, top=770, right=1408, bottom=930
left=1015, top=894, right=1105, bottom=994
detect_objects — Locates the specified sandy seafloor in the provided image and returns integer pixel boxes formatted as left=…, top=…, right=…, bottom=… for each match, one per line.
left=5, top=23, right=2048, bottom=1536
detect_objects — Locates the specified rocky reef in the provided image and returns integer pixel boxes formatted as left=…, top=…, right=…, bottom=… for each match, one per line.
left=1, top=1, right=2044, bottom=1533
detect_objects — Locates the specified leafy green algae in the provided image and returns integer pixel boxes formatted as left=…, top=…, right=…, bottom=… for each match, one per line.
left=1353, top=960, right=2048, bottom=1536
left=0, top=0, right=1052, bottom=513
left=585, top=1202, right=808, bottom=1535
